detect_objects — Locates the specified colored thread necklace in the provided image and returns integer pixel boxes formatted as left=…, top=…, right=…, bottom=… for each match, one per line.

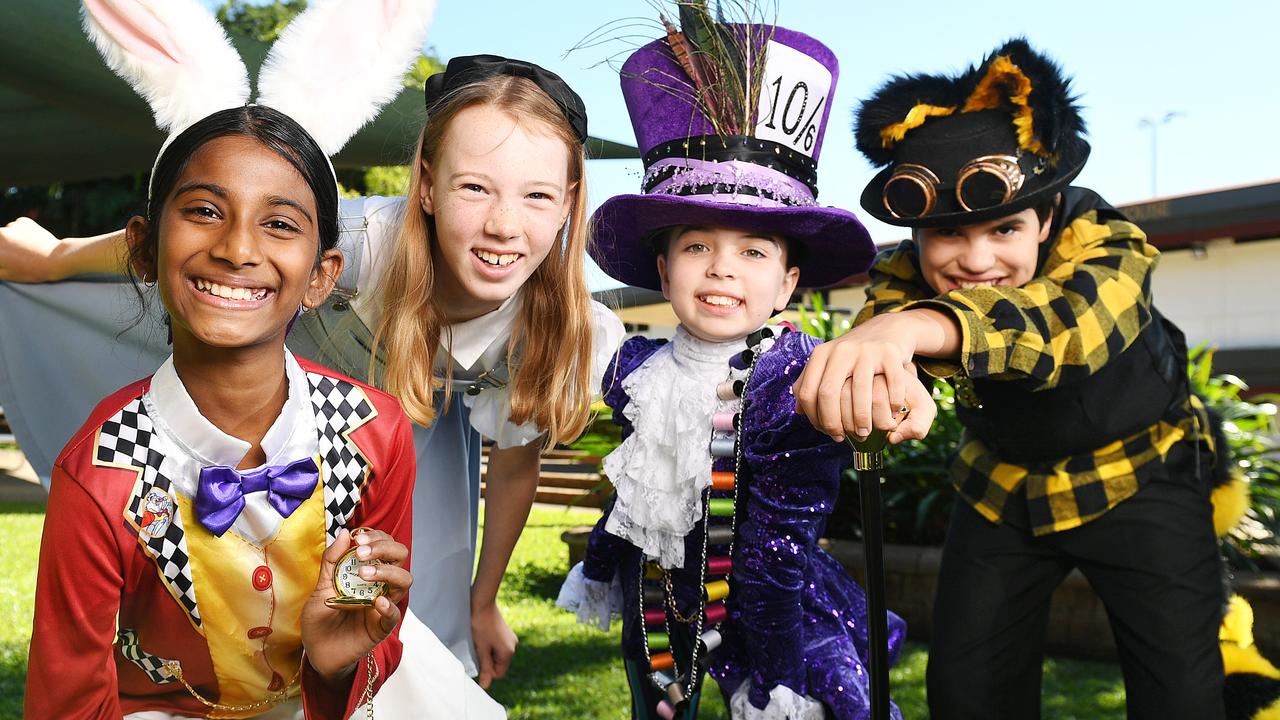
left=636, top=325, right=782, bottom=718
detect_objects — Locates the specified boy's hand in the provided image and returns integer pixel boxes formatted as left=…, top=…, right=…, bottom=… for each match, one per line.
left=796, top=314, right=919, bottom=441
left=302, top=528, right=412, bottom=682
left=885, top=367, right=937, bottom=444
left=795, top=309, right=958, bottom=441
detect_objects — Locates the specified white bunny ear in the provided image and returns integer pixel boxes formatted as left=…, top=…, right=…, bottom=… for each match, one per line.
left=256, top=0, right=437, bottom=156
left=82, top=0, right=250, bottom=136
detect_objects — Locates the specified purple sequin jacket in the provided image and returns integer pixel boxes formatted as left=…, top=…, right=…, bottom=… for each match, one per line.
left=582, top=331, right=907, bottom=718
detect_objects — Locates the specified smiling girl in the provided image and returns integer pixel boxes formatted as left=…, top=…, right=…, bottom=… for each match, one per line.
left=21, top=0, right=438, bottom=714
left=23, top=2, right=513, bottom=717
left=291, top=56, right=623, bottom=685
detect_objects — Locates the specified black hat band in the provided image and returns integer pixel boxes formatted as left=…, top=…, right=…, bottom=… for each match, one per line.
left=641, top=135, right=818, bottom=196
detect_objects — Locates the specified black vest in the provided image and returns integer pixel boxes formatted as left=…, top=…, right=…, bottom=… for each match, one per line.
left=955, top=189, right=1192, bottom=464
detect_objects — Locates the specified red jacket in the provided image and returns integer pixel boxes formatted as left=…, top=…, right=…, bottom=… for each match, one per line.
left=25, top=358, right=415, bottom=720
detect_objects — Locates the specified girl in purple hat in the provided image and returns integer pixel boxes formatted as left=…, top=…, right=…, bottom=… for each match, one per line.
left=556, top=17, right=920, bottom=720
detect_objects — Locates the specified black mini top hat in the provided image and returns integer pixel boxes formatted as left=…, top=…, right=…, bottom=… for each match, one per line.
left=856, top=38, right=1090, bottom=228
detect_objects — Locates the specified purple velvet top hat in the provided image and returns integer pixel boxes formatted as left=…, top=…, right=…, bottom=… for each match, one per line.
left=590, top=25, right=876, bottom=292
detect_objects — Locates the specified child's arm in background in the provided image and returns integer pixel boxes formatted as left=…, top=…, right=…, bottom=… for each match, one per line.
left=470, top=441, right=540, bottom=687
left=796, top=213, right=1158, bottom=440
left=0, top=217, right=127, bottom=281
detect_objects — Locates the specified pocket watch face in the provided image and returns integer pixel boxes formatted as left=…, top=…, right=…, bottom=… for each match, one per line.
left=333, top=547, right=386, bottom=602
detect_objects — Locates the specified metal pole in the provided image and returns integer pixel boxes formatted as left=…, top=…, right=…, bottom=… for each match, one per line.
left=848, top=430, right=890, bottom=720
left=1138, top=111, right=1183, bottom=198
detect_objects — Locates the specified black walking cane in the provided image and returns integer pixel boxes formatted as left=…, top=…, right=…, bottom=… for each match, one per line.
left=847, top=430, right=890, bottom=720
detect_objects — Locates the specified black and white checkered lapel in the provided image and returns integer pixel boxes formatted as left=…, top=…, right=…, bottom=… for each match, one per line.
left=306, top=371, right=378, bottom=543
left=97, top=398, right=202, bottom=631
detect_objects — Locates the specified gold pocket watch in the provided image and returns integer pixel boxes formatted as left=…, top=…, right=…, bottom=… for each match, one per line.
left=325, top=534, right=387, bottom=608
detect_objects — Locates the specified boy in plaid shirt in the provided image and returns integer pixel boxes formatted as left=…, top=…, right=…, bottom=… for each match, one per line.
left=795, top=39, right=1224, bottom=719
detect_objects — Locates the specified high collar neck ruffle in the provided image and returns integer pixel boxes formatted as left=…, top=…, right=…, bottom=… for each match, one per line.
left=670, top=325, right=750, bottom=368
left=602, top=324, right=752, bottom=568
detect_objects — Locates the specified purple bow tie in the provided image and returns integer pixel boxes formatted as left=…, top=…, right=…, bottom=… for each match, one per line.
left=195, top=456, right=320, bottom=537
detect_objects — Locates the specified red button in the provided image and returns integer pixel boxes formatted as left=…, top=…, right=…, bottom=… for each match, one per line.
left=247, top=626, right=273, bottom=640
left=267, top=671, right=284, bottom=692
left=252, top=565, right=273, bottom=591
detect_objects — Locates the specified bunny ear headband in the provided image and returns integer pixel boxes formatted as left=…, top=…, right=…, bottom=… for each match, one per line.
left=81, top=0, right=436, bottom=195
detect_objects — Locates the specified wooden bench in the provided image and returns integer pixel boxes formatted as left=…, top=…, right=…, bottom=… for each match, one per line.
left=479, top=445, right=612, bottom=508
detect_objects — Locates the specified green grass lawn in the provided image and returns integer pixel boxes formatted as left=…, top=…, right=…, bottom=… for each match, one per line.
left=0, top=503, right=43, bottom=718
left=0, top=502, right=1127, bottom=718
left=484, top=506, right=1129, bottom=719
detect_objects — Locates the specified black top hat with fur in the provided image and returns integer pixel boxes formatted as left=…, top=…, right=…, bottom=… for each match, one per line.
left=856, top=38, right=1090, bottom=228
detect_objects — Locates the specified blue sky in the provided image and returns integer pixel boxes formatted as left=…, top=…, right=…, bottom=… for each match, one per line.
left=232, top=1, right=1280, bottom=291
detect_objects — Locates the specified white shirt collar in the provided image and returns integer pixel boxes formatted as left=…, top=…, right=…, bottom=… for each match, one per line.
left=145, top=350, right=314, bottom=469
left=443, top=290, right=522, bottom=373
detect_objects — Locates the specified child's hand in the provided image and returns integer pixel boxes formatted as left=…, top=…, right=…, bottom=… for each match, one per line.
left=301, top=528, right=412, bottom=682
left=795, top=309, right=956, bottom=441
left=795, top=314, right=919, bottom=441
left=0, top=217, right=63, bottom=282
left=470, top=598, right=518, bottom=689
left=834, top=365, right=937, bottom=445
left=886, top=366, right=938, bottom=445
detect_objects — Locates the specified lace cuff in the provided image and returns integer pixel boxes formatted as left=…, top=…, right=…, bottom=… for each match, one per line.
left=555, top=562, right=622, bottom=631
left=729, top=680, right=826, bottom=720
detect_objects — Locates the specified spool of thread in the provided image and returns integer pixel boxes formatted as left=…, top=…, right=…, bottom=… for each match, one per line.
left=650, top=651, right=674, bottom=671
left=656, top=700, right=676, bottom=720
left=710, top=471, right=735, bottom=490
left=654, top=670, right=676, bottom=687
left=705, top=602, right=728, bottom=624
left=665, top=680, right=688, bottom=706
left=706, top=524, right=735, bottom=545
left=704, top=579, right=730, bottom=602
left=643, top=585, right=666, bottom=606
left=706, top=555, right=732, bottom=575
left=700, top=628, right=723, bottom=654
left=709, top=436, right=736, bottom=457
left=708, top=498, right=735, bottom=517
left=644, top=608, right=667, bottom=626
left=711, top=411, right=738, bottom=432
left=644, top=563, right=664, bottom=580
left=647, top=631, right=670, bottom=650
left=716, top=380, right=745, bottom=400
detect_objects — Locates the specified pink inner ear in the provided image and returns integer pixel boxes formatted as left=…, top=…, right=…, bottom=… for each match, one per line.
left=84, top=0, right=184, bottom=68
left=297, top=0, right=401, bottom=82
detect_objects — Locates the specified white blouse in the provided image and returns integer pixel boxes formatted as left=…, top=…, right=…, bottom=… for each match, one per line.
left=341, top=196, right=624, bottom=447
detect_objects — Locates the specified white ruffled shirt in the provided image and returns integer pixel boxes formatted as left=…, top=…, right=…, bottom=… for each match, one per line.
left=347, top=196, right=624, bottom=447
left=561, top=324, right=828, bottom=719
left=603, top=326, right=747, bottom=568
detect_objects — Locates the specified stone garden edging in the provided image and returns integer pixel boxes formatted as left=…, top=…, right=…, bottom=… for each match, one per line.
left=562, top=528, right=1279, bottom=661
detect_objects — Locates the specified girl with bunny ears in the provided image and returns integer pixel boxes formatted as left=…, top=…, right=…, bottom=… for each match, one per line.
left=24, top=2, right=503, bottom=718
left=0, top=13, right=624, bottom=692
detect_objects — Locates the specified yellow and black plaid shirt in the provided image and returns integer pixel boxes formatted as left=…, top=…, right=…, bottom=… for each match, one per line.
left=858, top=207, right=1209, bottom=535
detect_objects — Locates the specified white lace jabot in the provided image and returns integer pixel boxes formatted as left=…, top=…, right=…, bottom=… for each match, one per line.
left=603, top=325, right=748, bottom=568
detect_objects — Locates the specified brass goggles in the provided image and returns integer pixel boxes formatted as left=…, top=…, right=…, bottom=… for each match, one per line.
left=882, top=155, right=1026, bottom=219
